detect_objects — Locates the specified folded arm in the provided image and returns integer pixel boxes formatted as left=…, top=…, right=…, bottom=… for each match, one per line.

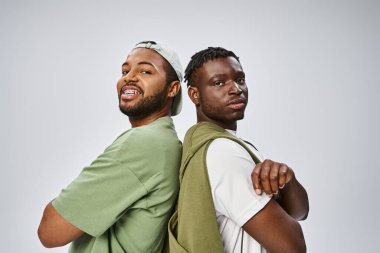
left=275, top=175, right=309, bottom=220
left=38, top=201, right=84, bottom=248
left=243, top=198, right=306, bottom=253
left=252, top=159, right=309, bottom=220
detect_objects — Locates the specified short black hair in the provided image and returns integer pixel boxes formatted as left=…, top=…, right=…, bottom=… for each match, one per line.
left=184, top=47, right=240, bottom=87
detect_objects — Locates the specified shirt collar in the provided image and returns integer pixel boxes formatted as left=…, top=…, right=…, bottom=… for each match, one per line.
left=225, top=129, right=237, bottom=136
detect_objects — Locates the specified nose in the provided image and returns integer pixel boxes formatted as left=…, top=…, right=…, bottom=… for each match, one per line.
left=122, top=69, right=138, bottom=84
left=229, top=81, right=243, bottom=95
left=117, top=70, right=138, bottom=93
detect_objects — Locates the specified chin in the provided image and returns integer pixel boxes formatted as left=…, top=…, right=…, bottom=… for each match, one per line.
left=232, top=112, right=245, bottom=121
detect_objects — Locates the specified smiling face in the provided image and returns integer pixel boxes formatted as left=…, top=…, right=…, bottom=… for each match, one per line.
left=116, top=48, right=171, bottom=120
left=188, top=56, right=248, bottom=130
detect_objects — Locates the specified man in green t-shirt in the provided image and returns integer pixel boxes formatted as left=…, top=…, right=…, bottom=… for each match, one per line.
left=38, top=41, right=183, bottom=253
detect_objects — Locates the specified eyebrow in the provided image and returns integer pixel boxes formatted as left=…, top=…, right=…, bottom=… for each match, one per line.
left=207, top=73, right=226, bottom=81
left=234, top=70, right=245, bottom=77
left=122, top=61, right=155, bottom=68
left=207, top=71, right=245, bottom=83
left=206, top=74, right=226, bottom=84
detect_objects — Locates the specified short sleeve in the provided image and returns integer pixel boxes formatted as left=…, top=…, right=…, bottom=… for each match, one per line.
left=53, top=139, right=147, bottom=237
left=206, top=138, right=271, bottom=226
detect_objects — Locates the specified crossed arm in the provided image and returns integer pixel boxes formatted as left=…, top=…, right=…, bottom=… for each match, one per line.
left=242, top=198, right=306, bottom=253
left=38, top=202, right=83, bottom=248
left=252, top=159, right=309, bottom=220
left=240, top=159, right=309, bottom=253
left=38, top=160, right=308, bottom=252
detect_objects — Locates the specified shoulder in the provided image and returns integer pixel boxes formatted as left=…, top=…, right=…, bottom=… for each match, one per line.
left=206, top=137, right=254, bottom=180
left=207, top=138, right=251, bottom=160
left=118, top=117, right=181, bottom=151
left=206, top=138, right=271, bottom=225
left=184, top=122, right=227, bottom=142
left=117, top=117, right=181, bottom=166
left=97, top=117, right=181, bottom=170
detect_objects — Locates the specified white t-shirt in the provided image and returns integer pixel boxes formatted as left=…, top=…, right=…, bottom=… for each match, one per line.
left=206, top=132, right=271, bottom=253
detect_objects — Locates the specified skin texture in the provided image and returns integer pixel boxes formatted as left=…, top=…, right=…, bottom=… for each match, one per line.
left=38, top=202, right=83, bottom=248
left=188, top=56, right=308, bottom=253
left=118, top=48, right=180, bottom=127
left=38, top=48, right=181, bottom=247
left=252, top=159, right=309, bottom=221
left=188, top=57, right=247, bottom=131
left=242, top=199, right=306, bottom=253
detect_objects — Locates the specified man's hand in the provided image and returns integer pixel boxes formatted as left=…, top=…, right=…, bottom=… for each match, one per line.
left=251, top=159, right=294, bottom=197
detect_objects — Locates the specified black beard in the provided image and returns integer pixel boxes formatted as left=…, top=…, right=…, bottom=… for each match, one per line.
left=119, top=85, right=168, bottom=118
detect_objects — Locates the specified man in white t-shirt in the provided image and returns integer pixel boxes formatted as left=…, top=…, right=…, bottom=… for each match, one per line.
left=184, top=47, right=309, bottom=253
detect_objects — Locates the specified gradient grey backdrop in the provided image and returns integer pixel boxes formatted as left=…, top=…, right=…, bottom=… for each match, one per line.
left=1, top=0, right=379, bottom=252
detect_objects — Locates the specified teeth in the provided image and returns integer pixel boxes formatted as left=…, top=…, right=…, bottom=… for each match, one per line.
left=124, top=90, right=140, bottom=95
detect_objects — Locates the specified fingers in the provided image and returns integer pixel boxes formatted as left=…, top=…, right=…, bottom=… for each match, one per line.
left=260, top=161, right=272, bottom=197
left=278, top=163, right=288, bottom=189
left=285, top=166, right=294, bottom=184
left=252, top=160, right=294, bottom=197
left=269, top=162, right=280, bottom=195
left=252, top=163, right=262, bottom=195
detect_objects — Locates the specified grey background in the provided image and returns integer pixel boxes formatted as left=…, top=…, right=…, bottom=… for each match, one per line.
left=1, top=0, right=379, bottom=252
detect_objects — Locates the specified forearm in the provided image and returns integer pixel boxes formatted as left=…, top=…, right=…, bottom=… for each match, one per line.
left=38, top=201, right=83, bottom=248
left=243, top=199, right=306, bottom=253
left=276, top=177, right=309, bottom=220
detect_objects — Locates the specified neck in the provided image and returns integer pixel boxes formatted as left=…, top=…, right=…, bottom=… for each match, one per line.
left=129, top=110, right=170, bottom=128
left=196, top=114, right=237, bottom=131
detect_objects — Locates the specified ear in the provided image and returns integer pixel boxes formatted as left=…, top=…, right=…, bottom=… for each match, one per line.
left=188, top=86, right=200, bottom=105
left=167, top=81, right=181, bottom=98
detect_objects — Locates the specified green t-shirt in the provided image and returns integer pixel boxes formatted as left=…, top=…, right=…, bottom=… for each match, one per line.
left=53, top=117, right=182, bottom=253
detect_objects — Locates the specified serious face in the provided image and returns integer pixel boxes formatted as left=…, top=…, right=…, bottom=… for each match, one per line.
left=189, top=56, right=248, bottom=130
left=116, top=48, right=170, bottom=118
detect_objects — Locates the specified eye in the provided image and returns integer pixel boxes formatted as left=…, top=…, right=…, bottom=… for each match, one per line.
left=236, top=78, right=246, bottom=85
left=141, top=70, right=152, bottom=74
left=122, top=70, right=129, bottom=76
left=214, top=80, right=224, bottom=87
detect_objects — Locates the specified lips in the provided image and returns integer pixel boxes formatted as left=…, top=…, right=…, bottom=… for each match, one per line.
left=227, top=98, right=247, bottom=110
left=120, top=85, right=143, bottom=101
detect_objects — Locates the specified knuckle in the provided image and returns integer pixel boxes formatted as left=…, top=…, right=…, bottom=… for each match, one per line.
left=263, top=159, right=272, bottom=164
left=270, top=174, right=278, bottom=181
left=260, top=173, right=269, bottom=180
left=280, top=165, right=288, bottom=172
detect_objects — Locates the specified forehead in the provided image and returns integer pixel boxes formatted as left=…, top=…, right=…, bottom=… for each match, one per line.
left=196, top=57, right=243, bottom=81
left=123, top=48, right=166, bottom=69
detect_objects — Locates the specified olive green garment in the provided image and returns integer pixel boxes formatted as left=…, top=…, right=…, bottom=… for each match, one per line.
left=165, top=122, right=260, bottom=253
left=53, top=117, right=182, bottom=253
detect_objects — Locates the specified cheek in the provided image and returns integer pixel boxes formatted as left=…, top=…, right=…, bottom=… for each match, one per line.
left=145, top=77, right=167, bottom=94
left=201, top=89, right=223, bottom=104
left=201, top=95, right=223, bottom=113
left=116, top=79, right=123, bottom=94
